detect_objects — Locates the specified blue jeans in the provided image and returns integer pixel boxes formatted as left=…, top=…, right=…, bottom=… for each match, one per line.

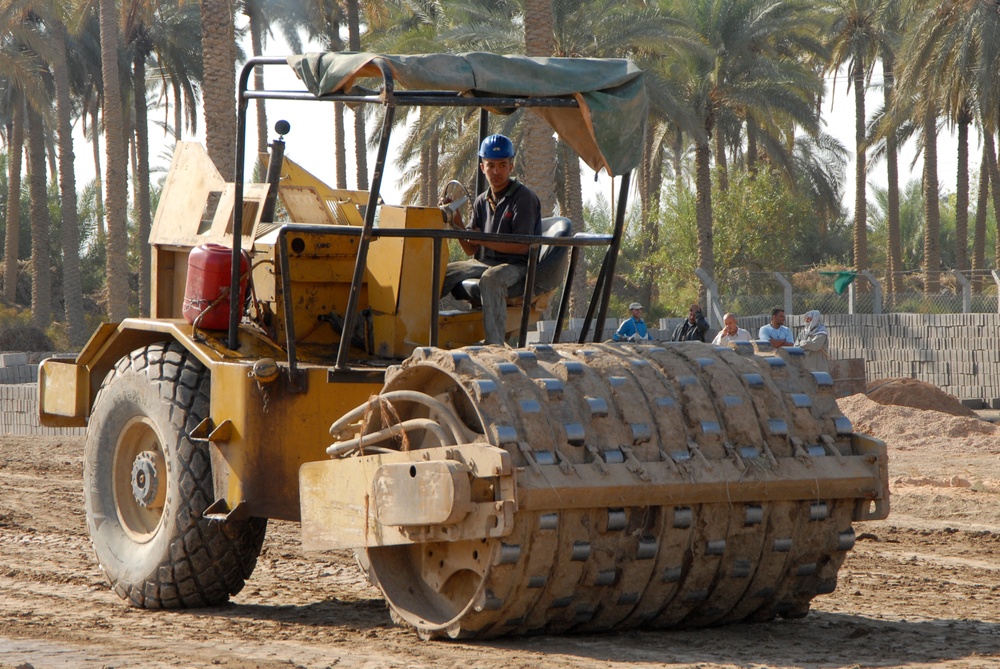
left=442, top=260, right=528, bottom=345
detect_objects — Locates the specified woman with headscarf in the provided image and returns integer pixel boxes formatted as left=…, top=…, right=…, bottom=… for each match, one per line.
left=795, top=310, right=829, bottom=372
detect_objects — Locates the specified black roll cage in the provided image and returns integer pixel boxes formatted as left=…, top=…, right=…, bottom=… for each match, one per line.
left=229, top=56, right=631, bottom=371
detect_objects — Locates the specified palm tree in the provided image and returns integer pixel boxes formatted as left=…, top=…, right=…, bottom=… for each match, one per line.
left=2, top=92, right=25, bottom=304
left=894, top=0, right=980, bottom=294
left=919, top=101, right=942, bottom=293
left=145, top=2, right=203, bottom=146
left=123, top=0, right=198, bottom=316
left=825, top=0, right=893, bottom=281
left=664, top=0, right=823, bottom=301
left=244, top=0, right=302, bottom=173
left=72, top=17, right=107, bottom=242
left=873, top=0, right=911, bottom=295
left=296, top=0, right=347, bottom=186
left=25, top=101, right=51, bottom=327
left=100, top=0, right=131, bottom=320
left=200, top=0, right=236, bottom=178
left=972, top=145, right=988, bottom=291
left=521, top=0, right=558, bottom=218
left=987, top=133, right=1000, bottom=270
left=5, top=4, right=59, bottom=328
left=50, top=18, right=85, bottom=343
left=346, top=0, right=366, bottom=190
left=1, top=0, right=48, bottom=305
left=554, top=0, right=686, bottom=314
left=115, top=0, right=156, bottom=317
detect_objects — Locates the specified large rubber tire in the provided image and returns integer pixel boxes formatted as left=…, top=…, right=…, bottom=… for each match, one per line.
left=83, top=341, right=267, bottom=608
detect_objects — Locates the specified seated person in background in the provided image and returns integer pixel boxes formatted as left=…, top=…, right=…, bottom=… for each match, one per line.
left=759, top=307, right=794, bottom=348
left=613, top=302, right=650, bottom=342
left=672, top=303, right=709, bottom=342
left=794, top=309, right=830, bottom=372
left=439, top=134, right=542, bottom=345
left=712, top=312, right=751, bottom=345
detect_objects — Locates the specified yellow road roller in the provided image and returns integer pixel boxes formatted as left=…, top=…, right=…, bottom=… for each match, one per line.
left=38, top=52, right=888, bottom=639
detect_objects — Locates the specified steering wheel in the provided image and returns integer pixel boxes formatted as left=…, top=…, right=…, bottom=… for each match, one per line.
left=439, top=180, right=472, bottom=229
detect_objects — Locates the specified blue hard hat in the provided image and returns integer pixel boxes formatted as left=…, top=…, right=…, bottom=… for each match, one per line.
left=479, top=134, right=515, bottom=159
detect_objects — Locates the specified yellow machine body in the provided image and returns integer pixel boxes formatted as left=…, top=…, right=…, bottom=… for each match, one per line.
left=38, top=143, right=548, bottom=522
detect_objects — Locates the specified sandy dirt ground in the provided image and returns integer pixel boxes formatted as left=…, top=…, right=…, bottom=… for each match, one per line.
left=3, top=385, right=1000, bottom=669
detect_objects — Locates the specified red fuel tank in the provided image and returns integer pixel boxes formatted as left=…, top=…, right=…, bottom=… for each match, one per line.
left=182, top=244, right=250, bottom=330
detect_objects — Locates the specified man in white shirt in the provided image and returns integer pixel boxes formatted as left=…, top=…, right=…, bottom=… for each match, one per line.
left=712, top=312, right=752, bottom=346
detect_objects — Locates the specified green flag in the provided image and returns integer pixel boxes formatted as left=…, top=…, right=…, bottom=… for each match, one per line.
left=819, top=270, right=857, bottom=296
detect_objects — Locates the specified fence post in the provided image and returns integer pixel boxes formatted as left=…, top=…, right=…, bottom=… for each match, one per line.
left=773, top=272, right=792, bottom=316
left=860, top=270, right=883, bottom=315
left=993, top=271, right=1000, bottom=314
left=951, top=270, right=971, bottom=313
left=694, top=268, right=723, bottom=328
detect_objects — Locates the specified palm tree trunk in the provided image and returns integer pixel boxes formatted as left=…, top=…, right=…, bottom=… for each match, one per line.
left=26, top=104, right=51, bottom=328
left=972, top=145, right=988, bottom=292
left=672, top=126, right=684, bottom=199
left=427, top=134, right=439, bottom=204
left=347, top=0, right=368, bottom=190
left=201, top=0, right=237, bottom=178
left=695, top=134, right=714, bottom=304
left=100, top=0, right=130, bottom=321
left=521, top=0, right=558, bottom=217
left=4, top=94, right=24, bottom=304
left=639, top=128, right=662, bottom=310
left=90, top=105, right=105, bottom=241
left=420, top=142, right=430, bottom=205
left=134, top=49, right=153, bottom=317
left=334, top=103, right=347, bottom=189
left=954, top=108, right=970, bottom=273
left=746, top=120, right=758, bottom=177
left=329, top=20, right=347, bottom=190
left=561, top=140, right=587, bottom=319
left=714, top=125, right=728, bottom=192
left=883, top=55, right=901, bottom=295
left=172, top=80, right=183, bottom=142
left=986, top=132, right=1000, bottom=269
left=52, top=22, right=86, bottom=345
left=922, top=105, right=941, bottom=294
left=852, top=60, right=867, bottom=275
left=246, top=0, right=268, bottom=177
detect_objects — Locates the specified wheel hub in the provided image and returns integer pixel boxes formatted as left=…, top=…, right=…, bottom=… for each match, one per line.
left=131, top=450, right=166, bottom=508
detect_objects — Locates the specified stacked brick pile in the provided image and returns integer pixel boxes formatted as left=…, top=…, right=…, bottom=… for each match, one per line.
left=0, top=353, right=37, bottom=384
left=815, top=312, right=1000, bottom=408
left=0, top=353, right=85, bottom=436
left=528, top=312, right=999, bottom=406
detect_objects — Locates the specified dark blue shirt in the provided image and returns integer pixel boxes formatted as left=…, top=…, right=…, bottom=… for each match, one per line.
left=472, top=180, right=542, bottom=266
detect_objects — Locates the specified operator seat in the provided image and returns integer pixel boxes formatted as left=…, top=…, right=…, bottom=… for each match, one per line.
left=451, top=216, right=573, bottom=306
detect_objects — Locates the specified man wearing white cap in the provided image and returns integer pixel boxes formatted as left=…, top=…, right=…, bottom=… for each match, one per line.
left=613, top=302, right=650, bottom=342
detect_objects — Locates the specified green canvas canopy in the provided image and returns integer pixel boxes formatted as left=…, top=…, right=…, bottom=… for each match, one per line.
left=287, top=52, right=647, bottom=177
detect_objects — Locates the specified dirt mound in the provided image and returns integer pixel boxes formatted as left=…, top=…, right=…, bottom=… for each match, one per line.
left=864, top=377, right=976, bottom=418
left=838, top=393, right=999, bottom=450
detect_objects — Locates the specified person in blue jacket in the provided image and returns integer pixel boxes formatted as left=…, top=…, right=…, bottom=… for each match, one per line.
left=613, top=302, right=650, bottom=342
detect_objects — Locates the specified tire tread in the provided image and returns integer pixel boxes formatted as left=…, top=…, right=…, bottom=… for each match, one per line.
left=86, top=341, right=267, bottom=609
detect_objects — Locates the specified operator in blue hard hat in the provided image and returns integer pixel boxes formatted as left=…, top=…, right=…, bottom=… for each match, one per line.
left=440, top=134, right=542, bottom=345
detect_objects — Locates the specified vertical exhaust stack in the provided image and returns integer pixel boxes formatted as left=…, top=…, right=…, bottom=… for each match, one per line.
left=261, top=120, right=290, bottom=223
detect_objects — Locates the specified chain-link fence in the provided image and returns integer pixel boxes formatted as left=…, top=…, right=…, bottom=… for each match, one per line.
left=707, top=268, right=1000, bottom=320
